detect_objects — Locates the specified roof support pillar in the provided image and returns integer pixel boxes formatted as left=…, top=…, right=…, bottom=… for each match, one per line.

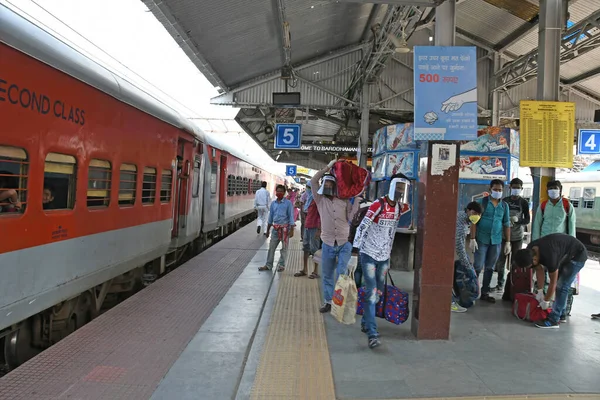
left=412, top=0, right=457, bottom=341
left=359, top=83, right=370, bottom=168
left=532, top=0, right=563, bottom=221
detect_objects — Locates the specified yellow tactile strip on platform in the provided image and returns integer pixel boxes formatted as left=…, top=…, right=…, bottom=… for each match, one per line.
left=251, top=237, right=336, bottom=400
left=367, top=395, right=600, bottom=400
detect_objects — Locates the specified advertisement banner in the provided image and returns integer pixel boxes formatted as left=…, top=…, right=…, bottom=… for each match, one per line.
left=459, top=156, right=508, bottom=182
left=386, top=123, right=417, bottom=152
left=461, top=126, right=511, bottom=154
left=414, top=46, right=478, bottom=141
left=373, top=127, right=386, bottom=156
left=372, top=154, right=387, bottom=180
left=386, top=152, right=416, bottom=179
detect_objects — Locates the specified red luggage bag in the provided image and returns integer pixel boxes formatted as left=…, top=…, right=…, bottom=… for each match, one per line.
left=503, top=260, right=533, bottom=302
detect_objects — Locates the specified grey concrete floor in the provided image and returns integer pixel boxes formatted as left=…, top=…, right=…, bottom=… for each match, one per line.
left=325, top=259, right=600, bottom=399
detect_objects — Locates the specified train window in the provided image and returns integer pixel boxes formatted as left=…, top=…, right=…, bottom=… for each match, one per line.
left=118, top=164, right=137, bottom=206
left=249, top=179, right=253, bottom=194
left=45, top=153, right=77, bottom=210
left=236, top=176, right=242, bottom=195
left=87, top=159, right=111, bottom=208
left=569, top=187, right=581, bottom=207
left=142, top=167, right=157, bottom=204
left=0, top=146, right=28, bottom=214
left=210, top=162, right=218, bottom=194
left=160, top=170, right=173, bottom=203
left=583, top=187, right=596, bottom=209
left=227, top=175, right=234, bottom=196
left=243, top=177, right=248, bottom=195
left=192, top=160, right=201, bottom=198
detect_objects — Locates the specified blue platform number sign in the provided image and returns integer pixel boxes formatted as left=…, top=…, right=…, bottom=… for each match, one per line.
left=286, top=165, right=297, bottom=176
left=275, top=124, right=302, bottom=149
left=578, top=129, right=600, bottom=155
left=413, top=46, right=478, bottom=141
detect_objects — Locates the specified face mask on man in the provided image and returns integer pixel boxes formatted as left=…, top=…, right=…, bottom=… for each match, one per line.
left=548, top=189, right=560, bottom=200
left=510, top=188, right=522, bottom=196
left=276, top=193, right=285, bottom=200
left=490, top=191, right=503, bottom=200
left=469, top=214, right=481, bottom=224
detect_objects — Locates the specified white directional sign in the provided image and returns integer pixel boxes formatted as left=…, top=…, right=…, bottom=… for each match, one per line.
left=275, top=124, right=301, bottom=149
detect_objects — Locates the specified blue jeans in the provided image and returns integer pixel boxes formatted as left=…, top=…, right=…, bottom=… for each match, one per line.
left=474, top=242, right=501, bottom=296
left=322, top=241, right=352, bottom=304
left=548, top=260, right=586, bottom=323
left=360, top=253, right=389, bottom=338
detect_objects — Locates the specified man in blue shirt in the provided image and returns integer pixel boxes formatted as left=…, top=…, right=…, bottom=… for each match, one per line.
left=259, top=185, right=295, bottom=272
left=470, top=179, right=511, bottom=303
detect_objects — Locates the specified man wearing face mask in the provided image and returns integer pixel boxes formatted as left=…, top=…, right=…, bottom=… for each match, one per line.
left=493, top=178, right=531, bottom=292
left=532, top=180, right=576, bottom=241
left=311, top=159, right=361, bottom=314
left=470, top=179, right=511, bottom=303
left=259, top=185, right=295, bottom=273
left=531, top=180, right=577, bottom=322
left=353, top=174, right=410, bottom=348
left=452, top=201, right=484, bottom=312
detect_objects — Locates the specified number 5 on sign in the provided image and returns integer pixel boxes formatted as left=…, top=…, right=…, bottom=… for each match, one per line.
left=578, top=129, right=600, bottom=155
left=275, top=124, right=302, bottom=149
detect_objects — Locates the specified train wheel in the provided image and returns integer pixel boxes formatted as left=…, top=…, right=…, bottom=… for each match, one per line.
left=4, top=320, right=41, bottom=369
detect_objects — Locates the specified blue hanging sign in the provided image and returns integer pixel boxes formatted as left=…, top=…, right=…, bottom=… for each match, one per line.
left=275, top=124, right=302, bottom=149
left=578, top=129, right=600, bottom=155
left=413, top=46, right=478, bottom=141
left=285, top=165, right=297, bottom=176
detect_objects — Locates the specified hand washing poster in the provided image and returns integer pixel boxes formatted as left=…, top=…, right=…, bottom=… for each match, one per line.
left=459, top=156, right=508, bottom=182
left=413, top=46, right=478, bottom=141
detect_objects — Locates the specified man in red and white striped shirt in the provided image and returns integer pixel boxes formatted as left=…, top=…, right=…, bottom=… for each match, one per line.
left=353, top=173, right=411, bottom=349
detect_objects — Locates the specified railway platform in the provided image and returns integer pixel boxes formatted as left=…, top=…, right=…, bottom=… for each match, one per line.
left=1, top=225, right=599, bottom=400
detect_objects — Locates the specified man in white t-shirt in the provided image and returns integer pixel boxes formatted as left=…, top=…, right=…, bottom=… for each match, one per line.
left=254, top=181, right=271, bottom=235
left=353, top=173, right=410, bottom=349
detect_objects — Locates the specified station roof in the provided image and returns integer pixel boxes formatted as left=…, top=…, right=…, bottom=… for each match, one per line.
left=144, top=0, right=600, bottom=169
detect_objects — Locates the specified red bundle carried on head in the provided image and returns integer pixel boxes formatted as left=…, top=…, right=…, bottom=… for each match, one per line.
left=330, top=160, right=371, bottom=199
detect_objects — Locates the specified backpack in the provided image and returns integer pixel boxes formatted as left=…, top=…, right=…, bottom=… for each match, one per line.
left=541, top=198, right=570, bottom=233
left=481, top=195, right=509, bottom=216
left=348, top=198, right=385, bottom=244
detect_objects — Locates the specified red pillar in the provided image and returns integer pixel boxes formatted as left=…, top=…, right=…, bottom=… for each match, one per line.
left=411, top=141, right=460, bottom=340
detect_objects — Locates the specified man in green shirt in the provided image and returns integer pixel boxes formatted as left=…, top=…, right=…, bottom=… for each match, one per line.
left=531, top=180, right=576, bottom=241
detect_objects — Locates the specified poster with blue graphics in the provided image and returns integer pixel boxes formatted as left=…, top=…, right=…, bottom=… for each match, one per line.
left=414, top=46, right=478, bottom=141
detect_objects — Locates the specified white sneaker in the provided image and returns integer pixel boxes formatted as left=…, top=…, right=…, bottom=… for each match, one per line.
left=451, top=301, right=467, bottom=313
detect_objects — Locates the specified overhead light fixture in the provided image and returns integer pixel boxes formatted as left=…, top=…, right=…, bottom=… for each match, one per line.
left=429, top=36, right=433, bottom=42
left=387, top=32, right=410, bottom=54
left=310, top=5, right=314, bottom=8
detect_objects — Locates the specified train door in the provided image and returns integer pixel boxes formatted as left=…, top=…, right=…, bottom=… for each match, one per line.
left=218, top=154, right=227, bottom=222
left=172, top=139, right=192, bottom=238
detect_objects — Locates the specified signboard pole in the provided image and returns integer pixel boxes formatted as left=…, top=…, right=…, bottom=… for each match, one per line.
left=411, top=0, right=459, bottom=341
left=531, top=0, right=563, bottom=223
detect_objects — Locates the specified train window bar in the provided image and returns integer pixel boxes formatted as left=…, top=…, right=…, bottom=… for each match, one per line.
left=44, top=153, right=77, bottom=210
left=192, top=160, right=201, bottom=198
left=583, top=187, right=596, bottom=209
left=119, top=163, right=137, bottom=206
left=160, top=170, right=173, bottom=203
left=210, top=162, right=218, bottom=194
left=87, top=159, right=112, bottom=208
left=0, top=145, right=28, bottom=214
left=142, top=167, right=157, bottom=204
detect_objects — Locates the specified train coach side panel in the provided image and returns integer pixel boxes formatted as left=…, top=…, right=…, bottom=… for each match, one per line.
left=0, top=42, right=183, bottom=330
